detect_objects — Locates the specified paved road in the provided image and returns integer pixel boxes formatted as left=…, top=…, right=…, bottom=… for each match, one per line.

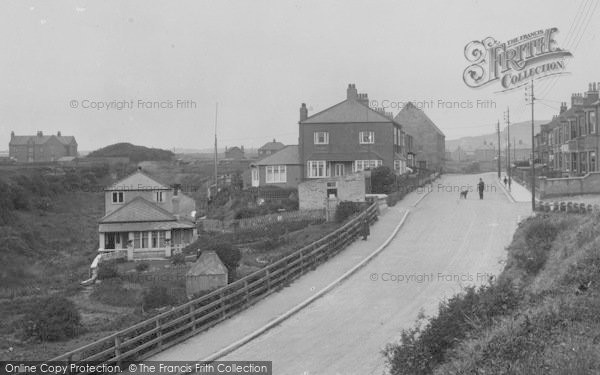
left=218, top=173, right=531, bottom=374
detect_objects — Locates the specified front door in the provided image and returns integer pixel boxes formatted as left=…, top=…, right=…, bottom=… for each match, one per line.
left=334, top=163, right=345, bottom=177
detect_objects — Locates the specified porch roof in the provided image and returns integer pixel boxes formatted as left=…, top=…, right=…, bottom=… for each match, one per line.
left=99, top=220, right=195, bottom=233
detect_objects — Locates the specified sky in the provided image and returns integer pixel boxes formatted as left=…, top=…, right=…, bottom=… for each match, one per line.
left=1, top=0, right=599, bottom=152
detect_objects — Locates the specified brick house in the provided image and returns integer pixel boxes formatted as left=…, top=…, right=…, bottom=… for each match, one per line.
left=98, top=170, right=197, bottom=260
left=250, top=145, right=302, bottom=188
left=258, top=139, right=286, bottom=159
left=394, top=102, right=445, bottom=172
left=298, top=84, right=414, bottom=180
left=9, top=131, right=77, bottom=162
left=537, top=82, right=599, bottom=176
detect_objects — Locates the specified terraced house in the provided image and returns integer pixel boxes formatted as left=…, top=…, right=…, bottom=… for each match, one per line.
left=537, top=82, right=599, bottom=176
left=298, top=84, right=414, bottom=180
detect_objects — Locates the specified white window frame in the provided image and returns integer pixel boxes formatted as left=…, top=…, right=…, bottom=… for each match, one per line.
left=307, top=160, right=329, bottom=178
left=359, top=131, right=375, bottom=144
left=266, top=165, right=287, bottom=183
left=112, top=191, right=124, bottom=204
left=251, top=168, right=259, bottom=187
left=314, top=131, right=329, bottom=145
left=155, top=191, right=164, bottom=202
left=353, top=160, right=382, bottom=172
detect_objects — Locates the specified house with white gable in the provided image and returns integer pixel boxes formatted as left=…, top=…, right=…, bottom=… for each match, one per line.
left=98, top=169, right=198, bottom=260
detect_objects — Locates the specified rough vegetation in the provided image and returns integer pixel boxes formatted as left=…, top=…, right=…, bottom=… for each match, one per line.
left=86, top=142, right=174, bottom=163
left=384, top=213, right=600, bottom=375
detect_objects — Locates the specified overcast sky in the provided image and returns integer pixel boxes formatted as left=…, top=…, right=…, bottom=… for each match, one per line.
left=1, top=0, right=598, bottom=152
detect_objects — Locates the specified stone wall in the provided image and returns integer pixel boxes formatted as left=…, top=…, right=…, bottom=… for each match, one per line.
left=539, top=172, right=600, bottom=198
left=298, top=173, right=366, bottom=211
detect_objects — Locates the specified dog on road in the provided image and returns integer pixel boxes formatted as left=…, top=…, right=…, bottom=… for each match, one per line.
left=459, top=189, right=469, bottom=199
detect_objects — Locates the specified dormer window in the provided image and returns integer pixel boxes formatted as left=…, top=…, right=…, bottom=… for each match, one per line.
left=112, top=191, right=124, bottom=204
left=155, top=191, right=164, bottom=202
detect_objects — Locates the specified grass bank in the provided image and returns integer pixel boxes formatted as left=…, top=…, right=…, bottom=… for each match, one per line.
left=384, top=212, right=600, bottom=374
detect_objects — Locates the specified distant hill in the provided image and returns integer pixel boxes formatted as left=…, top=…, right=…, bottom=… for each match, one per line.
left=446, top=120, right=548, bottom=151
left=86, top=143, right=174, bottom=163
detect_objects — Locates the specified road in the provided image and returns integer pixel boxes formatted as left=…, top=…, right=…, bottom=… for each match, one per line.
left=152, top=173, right=531, bottom=374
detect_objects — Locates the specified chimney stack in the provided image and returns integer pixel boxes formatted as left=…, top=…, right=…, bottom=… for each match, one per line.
left=37, top=131, right=43, bottom=137
left=347, top=83, right=358, bottom=100
left=300, top=103, right=308, bottom=121
left=560, top=102, right=567, bottom=114
left=358, top=93, right=369, bottom=106
left=272, top=138, right=276, bottom=143
left=57, top=131, right=61, bottom=137
left=11, top=131, right=14, bottom=139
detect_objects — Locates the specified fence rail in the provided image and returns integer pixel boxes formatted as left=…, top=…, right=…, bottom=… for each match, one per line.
left=50, top=203, right=378, bottom=369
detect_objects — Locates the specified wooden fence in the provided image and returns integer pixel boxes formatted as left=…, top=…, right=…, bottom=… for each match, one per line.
left=50, top=203, right=378, bottom=368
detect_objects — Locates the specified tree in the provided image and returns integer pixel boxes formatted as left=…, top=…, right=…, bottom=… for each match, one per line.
left=370, top=166, right=396, bottom=194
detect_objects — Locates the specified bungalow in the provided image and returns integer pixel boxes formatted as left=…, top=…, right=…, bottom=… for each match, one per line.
left=258, top=139, right=286, bottom=158
left=98, top=169, right=198, bottom=260
left=250, top=145, right=302, bottom=188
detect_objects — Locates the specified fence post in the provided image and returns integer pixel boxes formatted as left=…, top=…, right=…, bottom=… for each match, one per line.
left=114, top=335, right=121, bottom=364
left=266, top=269, right=271, bottom=291
left=155, top=319, right=162, bottom=351
left=244, top=280, right=249, bottom=304
left=220, top=291, right=226, bottom=318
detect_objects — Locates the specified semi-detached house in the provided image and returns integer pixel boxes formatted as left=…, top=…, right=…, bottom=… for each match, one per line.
left=298, top=84, right=414, bottom=180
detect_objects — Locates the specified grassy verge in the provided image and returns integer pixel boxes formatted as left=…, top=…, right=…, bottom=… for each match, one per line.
left=384, top=213, right=600, bottom=374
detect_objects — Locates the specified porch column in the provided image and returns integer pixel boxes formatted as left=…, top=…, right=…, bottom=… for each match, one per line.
left=165, top=231, right=172, bottom=257
left=98, top=233, right=105, bottom=251
left=127, top=232, right=134, bottom=261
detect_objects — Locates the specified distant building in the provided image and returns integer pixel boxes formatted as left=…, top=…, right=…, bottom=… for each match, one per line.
left=298, top=84, right=414, bottom=179
left=258, top=139, right=286, bottom=158
left=98, top=169, right=197, bottom=260
left=250, top=145, right=302, bottom=188
left=395, top=103, right=445, bottom=172
left=9, top=131, right=77, bottom=162
left=224, top=146, right=245, bottom=160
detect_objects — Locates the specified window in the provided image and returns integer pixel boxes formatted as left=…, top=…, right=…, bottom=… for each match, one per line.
left=572, top=152, right=578, bottom=173
left=359, top=131, right=375, bottom=144
left=266, top=165, right=287, bottom=183
left=155, top=191, right=164, bottom=202
left=588, top=111, right=597, bottom=134
left=326, top=182, right=338, bottom=198
left=112, top=191, right=124, bottom=204
left=314, top=131, right=329, bottom=145
left=141, top=232, right=149, bottom=248
left=307, top=160, right=328, bottom=178
left=133, top=232, right=140, bottom=248
left=580, top=152, right=588, bottom=174
left=251, top=168, right=259, bottom=187
left=590, top=151, right=596, bottom=172
left=353, top=160, right=382, bottom=172
left=394, top=160, right=405, bottom=174
left=159, top=231, right=166, bottom=247
left=151, top=231, right=159, bottom=248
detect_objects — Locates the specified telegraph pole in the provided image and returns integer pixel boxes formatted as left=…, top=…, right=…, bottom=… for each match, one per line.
left=505, top=107, right=511, bottom=191
left=214, top=102, right=219, bottom=197
left=527, top=80, right=536, bottom=211
left=497, top=120, right=501, bottom=179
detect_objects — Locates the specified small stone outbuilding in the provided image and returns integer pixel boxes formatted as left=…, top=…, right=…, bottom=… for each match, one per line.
left=186, top=251, right=228, bottom=298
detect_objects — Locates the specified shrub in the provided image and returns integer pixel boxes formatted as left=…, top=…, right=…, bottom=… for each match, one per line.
left=97, top=261, right=119, bottom=280
left=135, top=262, right=150, bottom=272
left=511, top=216, right=561, bottom=275
left=335, top=201, right=364, bottom=223
left=22, top=296, right=81, bottom=341
left=383, top=278, right=521, bottom=375
left=142, top=285, right=174, bottom=310
left=371, top=166, right=396, bottom=194
left=171, top=253, right=186, bottom=265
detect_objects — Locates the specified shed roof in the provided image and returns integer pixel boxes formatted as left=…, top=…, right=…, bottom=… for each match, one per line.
left=256, top=145, right=300, bottom=166
left=187, top=251, right=228, bottom=276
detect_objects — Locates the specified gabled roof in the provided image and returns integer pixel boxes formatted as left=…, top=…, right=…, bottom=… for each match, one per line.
left=256, top=145, right=300, bottom=166
left=99, top=196, right=176, bottom=223
left=259, top=139, right=285, bottom=151
left=394, top=102, right=445, bottom=137
left=105, top=170, right=170, bottom=191
left=301, top=99, right=395, bottom=124
left=10, top=135, right=77, bottom=146
left=187, top=251, right=228, bottom=276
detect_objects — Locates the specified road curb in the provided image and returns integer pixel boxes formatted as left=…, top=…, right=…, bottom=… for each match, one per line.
left=412, top=183, right=433, bottom=207
left=498, top=179, right=516, bottom=203
left=201, top=209, right=411, bottom=362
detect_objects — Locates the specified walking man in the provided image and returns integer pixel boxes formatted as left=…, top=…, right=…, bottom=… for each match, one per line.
left=477, top=178, right=485, bottom=200
left=361, top=216, right=370, bottom=240
left=503, top=176, right=508, bottom=187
